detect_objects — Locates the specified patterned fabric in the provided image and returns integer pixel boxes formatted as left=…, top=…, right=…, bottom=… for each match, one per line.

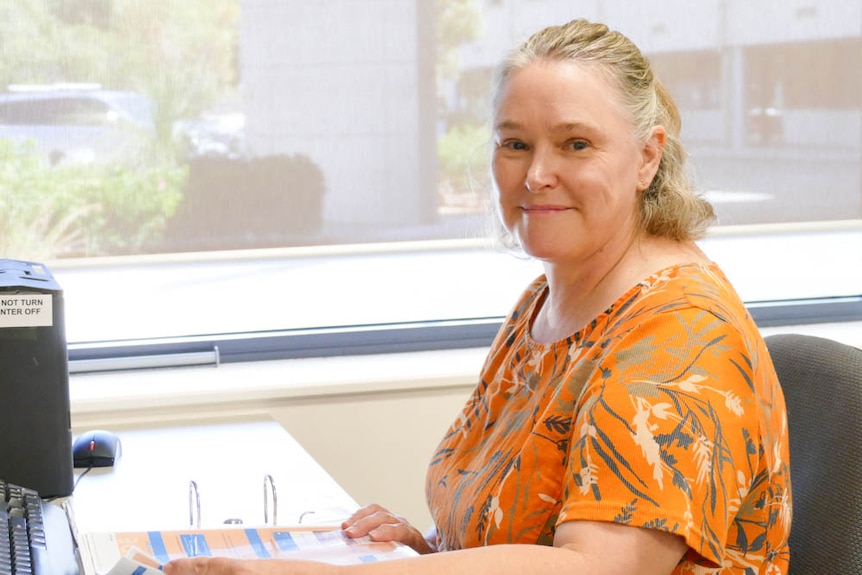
left=426, top=263, right=791, bottom=574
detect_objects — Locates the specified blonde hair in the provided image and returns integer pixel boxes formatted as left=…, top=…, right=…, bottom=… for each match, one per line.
left=493, top=19, right=714, bottom=241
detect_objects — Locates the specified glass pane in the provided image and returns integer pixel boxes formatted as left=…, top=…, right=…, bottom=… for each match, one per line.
left=0, top=1, right=859, bottom=346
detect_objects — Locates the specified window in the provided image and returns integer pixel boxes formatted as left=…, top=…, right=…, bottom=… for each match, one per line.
left=1, top=1, right=859, bottom=369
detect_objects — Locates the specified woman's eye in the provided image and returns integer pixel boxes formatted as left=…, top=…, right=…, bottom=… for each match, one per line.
left=502, top=140, right=528, bottom=151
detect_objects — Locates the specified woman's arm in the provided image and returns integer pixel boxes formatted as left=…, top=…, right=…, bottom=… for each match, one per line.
left=164, top=519, right=687, bottom=575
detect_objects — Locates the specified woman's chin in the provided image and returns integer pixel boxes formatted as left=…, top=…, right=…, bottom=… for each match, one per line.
left=518, top=242, right=576, bottom=263
left=517, top=232, right=603, bottom=265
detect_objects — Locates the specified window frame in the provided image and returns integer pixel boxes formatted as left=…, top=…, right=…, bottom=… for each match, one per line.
left=66, top=294, right=862, bottom=374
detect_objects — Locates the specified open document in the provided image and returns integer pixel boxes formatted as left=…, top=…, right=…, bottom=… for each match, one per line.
left=78, top=525, right=419, bottom=575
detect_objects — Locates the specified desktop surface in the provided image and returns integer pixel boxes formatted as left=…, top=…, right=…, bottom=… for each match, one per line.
left=68, top=419, right=358, bottom=534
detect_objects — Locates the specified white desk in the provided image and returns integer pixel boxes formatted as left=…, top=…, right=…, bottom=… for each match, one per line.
left=68, top=419, right=358, bottom=534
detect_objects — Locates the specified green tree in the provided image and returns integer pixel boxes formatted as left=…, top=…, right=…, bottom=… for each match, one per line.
left=435, top=0, right=489, bottom=210
left=436, top=0, right=483, bottom=84
left=0, top=0, right=238, bottom=145
left=0, top=0, right=236, bottom=259
left=0, top=1, right=65, bottom=85
left=102, top=0, right=239, bottom=144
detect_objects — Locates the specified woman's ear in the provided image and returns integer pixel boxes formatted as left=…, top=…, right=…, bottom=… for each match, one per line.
left=638, top=125, right=666, bottom=190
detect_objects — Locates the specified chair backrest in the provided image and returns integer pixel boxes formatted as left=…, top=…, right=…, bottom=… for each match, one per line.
left=764, top=333, right=862, bottom=573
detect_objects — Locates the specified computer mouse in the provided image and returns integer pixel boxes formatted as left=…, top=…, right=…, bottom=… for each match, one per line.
left=72, top=429, right=121, bottom=468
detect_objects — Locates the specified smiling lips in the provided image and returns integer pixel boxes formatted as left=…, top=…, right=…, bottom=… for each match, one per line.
left=521, top=204, right=571, bottom=213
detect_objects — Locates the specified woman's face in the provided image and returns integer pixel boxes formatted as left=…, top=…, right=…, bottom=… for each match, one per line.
left=491, top=59, right=663, bottom=266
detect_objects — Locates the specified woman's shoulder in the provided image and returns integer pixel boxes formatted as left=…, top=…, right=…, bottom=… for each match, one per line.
left=668, top=261, right=744, bottom=310
left=640, top=260, right=737, bottom=301
left=621, top=260, right=758, bottom=342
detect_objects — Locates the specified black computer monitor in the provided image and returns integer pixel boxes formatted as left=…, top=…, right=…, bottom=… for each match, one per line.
left=0, top=259, right=74, bottom=497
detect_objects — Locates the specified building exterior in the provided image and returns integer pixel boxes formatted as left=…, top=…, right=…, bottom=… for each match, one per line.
left=240, top=0, right=861, bottom=232
left=240, top=0, right=438, bottom=237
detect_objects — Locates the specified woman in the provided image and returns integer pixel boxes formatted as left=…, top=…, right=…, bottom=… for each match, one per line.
left=166, top=18, right=791, bottom=575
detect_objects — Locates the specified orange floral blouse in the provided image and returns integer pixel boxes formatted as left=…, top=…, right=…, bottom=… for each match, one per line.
left=426, top=263, right=791, bottom=573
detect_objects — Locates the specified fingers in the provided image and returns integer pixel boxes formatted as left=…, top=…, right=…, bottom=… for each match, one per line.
left=342, top=503, right=404, bottom=539
left=340, top=504, right=434, bottom=555
left=341, top=503, right=387, bottom=529
left=341, top=503, right=390, bottom=536
left=362, top=521, right=417, bottom=543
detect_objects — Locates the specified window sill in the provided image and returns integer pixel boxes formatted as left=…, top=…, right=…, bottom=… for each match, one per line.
left=69, top=346, right=487, bottom=429
left=69, top=322, right=861, bottom=429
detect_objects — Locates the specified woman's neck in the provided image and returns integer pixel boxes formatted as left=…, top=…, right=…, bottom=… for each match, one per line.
left=531, top=236, right=707, bottom=344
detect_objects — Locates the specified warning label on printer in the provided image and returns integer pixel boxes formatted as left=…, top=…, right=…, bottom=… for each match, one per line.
left=0, top=295, right=52, bottom=328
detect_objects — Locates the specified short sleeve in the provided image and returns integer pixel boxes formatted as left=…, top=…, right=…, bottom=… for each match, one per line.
left=557, top=308, right=758, bottom=566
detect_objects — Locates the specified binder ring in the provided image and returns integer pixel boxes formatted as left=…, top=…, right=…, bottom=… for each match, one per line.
left=263, top=474, right=277, bottom=525
left=188, top=480, right=201, bottom=528
left=298, top=510, right=316, bottom=524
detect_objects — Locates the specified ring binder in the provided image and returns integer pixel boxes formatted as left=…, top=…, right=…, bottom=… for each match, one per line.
left=187, top=475, right=282, bottom=527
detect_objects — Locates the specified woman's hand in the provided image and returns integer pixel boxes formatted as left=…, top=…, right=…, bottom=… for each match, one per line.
left=341, top=503, right=437, bottom=555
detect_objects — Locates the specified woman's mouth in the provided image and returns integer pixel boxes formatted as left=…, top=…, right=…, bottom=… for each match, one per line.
left=521, top=204, right=570, bottom=213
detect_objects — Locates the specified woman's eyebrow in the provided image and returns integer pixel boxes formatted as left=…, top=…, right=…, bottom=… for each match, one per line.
left=494, top=120, right=600, bottom=133
left=553, top=121, right=599, bottom=134
left=493, top=119, right=524, bottom=132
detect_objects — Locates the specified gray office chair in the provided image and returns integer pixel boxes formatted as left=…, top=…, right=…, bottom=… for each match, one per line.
left=763, top=333, right=862, bottom=573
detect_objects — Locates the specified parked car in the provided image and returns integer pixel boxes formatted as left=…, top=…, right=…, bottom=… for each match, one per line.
left=173, top=111, right=245, bottom=159
left=0, top=84, right=155, bottom=166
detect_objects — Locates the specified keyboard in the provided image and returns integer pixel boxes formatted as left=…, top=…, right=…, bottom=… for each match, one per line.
left=0, top=480, right=80, bottom=575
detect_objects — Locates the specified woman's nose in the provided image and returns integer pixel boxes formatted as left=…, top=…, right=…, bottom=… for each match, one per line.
left=524, top=150, right=556, bottom=192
